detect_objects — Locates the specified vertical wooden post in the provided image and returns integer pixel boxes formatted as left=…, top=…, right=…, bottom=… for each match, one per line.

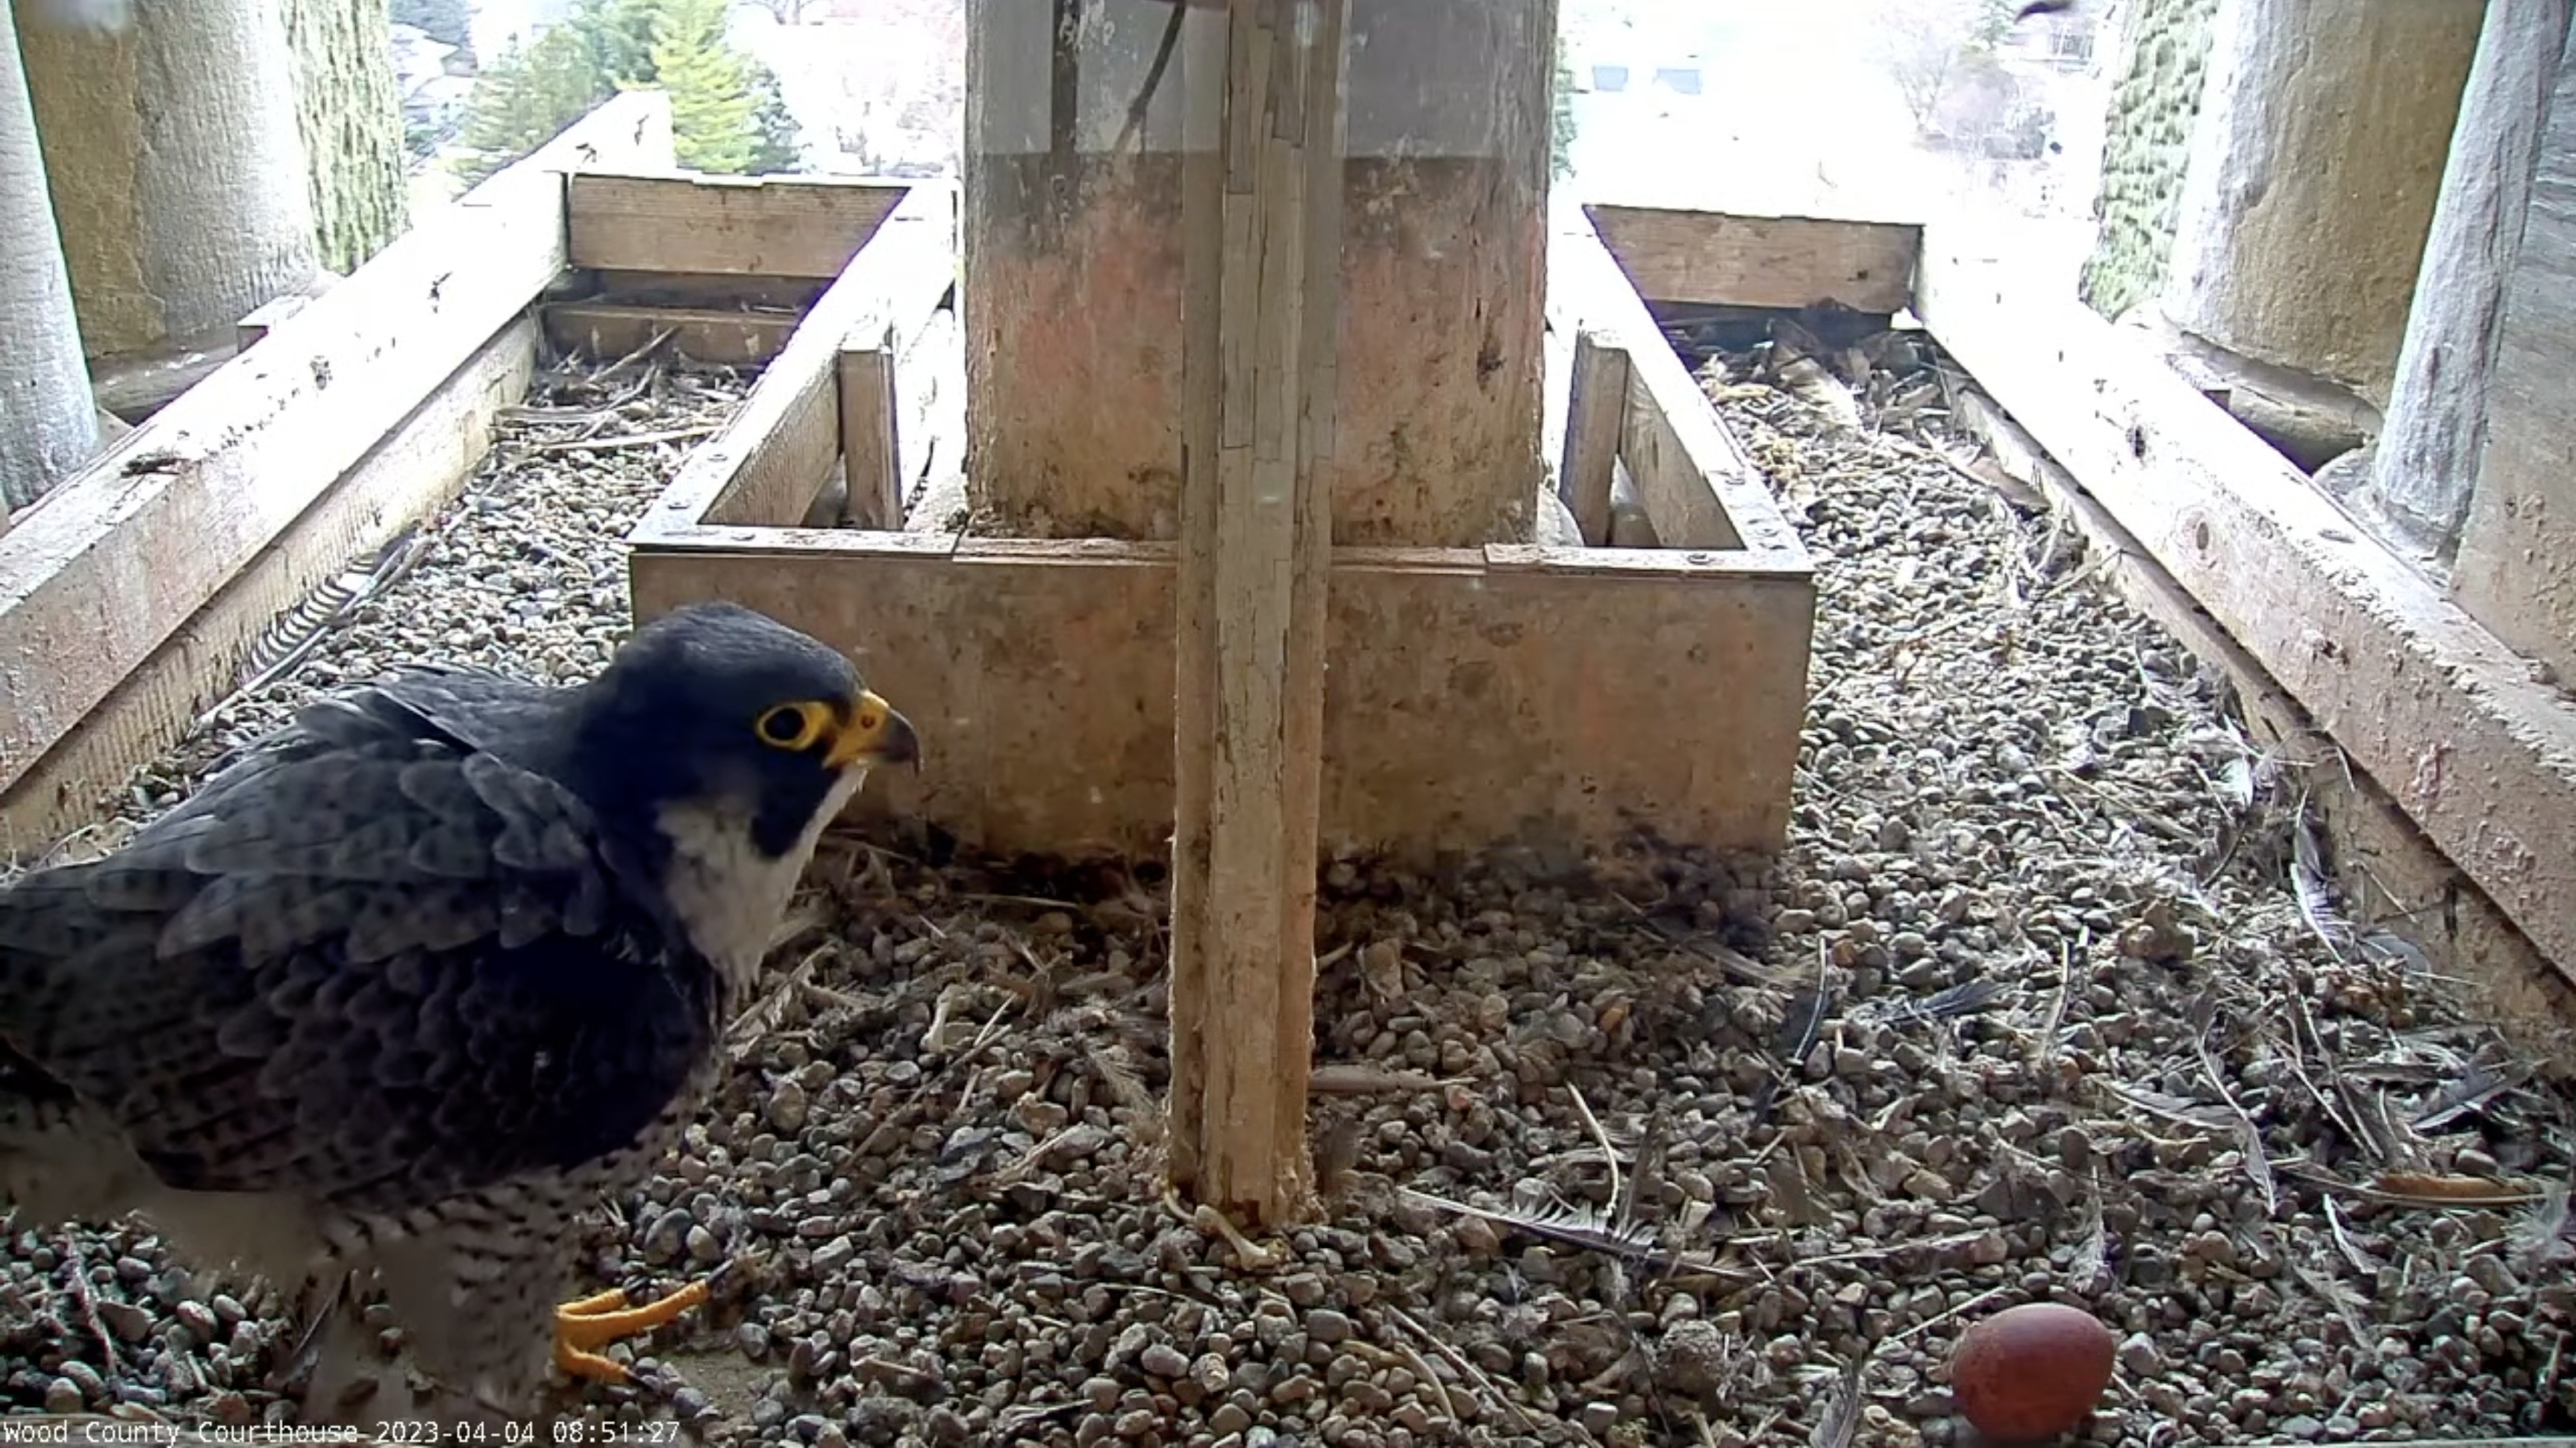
left=1167, top=0, right=1346, bottom=1229
left=1560, top=329, right=1628, bottom=546
left=838, top=322, right=903, bottom=528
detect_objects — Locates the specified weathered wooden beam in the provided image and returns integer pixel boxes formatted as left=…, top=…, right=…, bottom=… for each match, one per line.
left=543, top=300, right=801, bottom=366
left=836, top=340, right=901, bottom=528
left=1915, top=222, right=2576, bottom=985
left=587, top=270, right=829, bottom=312
left=0, top=90, right=672, bottom=800
left=569, top=171, right=912, bottom=279
left=1167, top=0, right=1346, bottom=1230
left=892, top=307, right=960, bottom=516
left=833, top=264, right=958, bottom=529
left=1584, top=203, right=1921, bottom=313
left=566, top=172, right=907, bottom=278
left=1560, top=329, right=1629, bottom=546
left=651, top=181, right=957, bottom=532
left=2, top=319, right=541, bottom=857
left=234, top=293, right=313, bottom=352
left=625, top=533, right=1814, bottom=867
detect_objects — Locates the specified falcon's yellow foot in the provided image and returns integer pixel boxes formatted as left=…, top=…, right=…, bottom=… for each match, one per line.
left=554, top=1279, right=711, bottom=1383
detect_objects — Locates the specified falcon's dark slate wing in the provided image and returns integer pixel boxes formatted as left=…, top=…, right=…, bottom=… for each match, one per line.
left=0, top=678, right=716, bottom=1217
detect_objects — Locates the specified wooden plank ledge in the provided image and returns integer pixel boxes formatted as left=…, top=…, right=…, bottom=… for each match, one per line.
left=586, top=270, right=829, bottom=312
left=542, top=301, right=800, bottom=366
left=642, top=181, right=958, bottom=533
left=0, top=91, right=674, bottom=802
left=1, top=321, right=542, bottom=857
left=1916, top=221, right=2576, bottom=984
left=567, top=172, right=908, bottom=278
left=1585, top=203, right=1921, bottom=313
left=628, top=528, right=1814, bottom=863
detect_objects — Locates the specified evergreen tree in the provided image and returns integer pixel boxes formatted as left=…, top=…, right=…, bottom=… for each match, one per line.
left=655, top=37, right=757, bottom=172
left=645, top=0, right=751, bottom=172
left=452, top=26, right=609, bottom=183
left=569, top=0, right=660, bottom=87
left=448, top=0, right=801, bottom=182
left=643, top=0, right=728, bottom=55
left=747, top=62, right=804, bottom=175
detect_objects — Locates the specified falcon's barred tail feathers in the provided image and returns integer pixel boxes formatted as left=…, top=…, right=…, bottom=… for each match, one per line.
left=0, top=602, right=919, bottom=1421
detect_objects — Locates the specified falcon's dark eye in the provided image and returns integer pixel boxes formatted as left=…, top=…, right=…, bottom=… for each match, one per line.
left=754, top=701, right=833, bottom=752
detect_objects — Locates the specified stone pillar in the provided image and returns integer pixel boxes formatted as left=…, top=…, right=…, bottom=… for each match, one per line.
left=2351, top=0, right=2574, bottom=563
left=0, top=0, right=99, bottom=514
left=14, top=0, right=321, bottom=368
left=2079, top=0, right=2222, bottom=324
left=2158, top=0, right=2481, bottom=411
left=2446, top=25, right=2576, bottom=684
left=284, top=0, right=407, bottom=274
left=963, top=0, right=1552, bottom=547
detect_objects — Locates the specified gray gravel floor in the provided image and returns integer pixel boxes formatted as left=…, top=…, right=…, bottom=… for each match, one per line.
left=3, top=332, right=2572, bottom=1447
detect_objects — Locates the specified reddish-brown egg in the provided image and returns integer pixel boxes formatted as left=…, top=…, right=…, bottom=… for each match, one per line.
left=1948, top=1302, right=2117, bottom=1441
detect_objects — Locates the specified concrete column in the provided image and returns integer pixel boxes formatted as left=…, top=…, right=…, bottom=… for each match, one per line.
left=963, top=0, right=1552, bottom=548
left=14, top=0, right=319, bottom=370
left=283, top=0, right=407, bottom=274
left=2158, top=0, right=2481, bottom=412
left=0, top=0, right=99, bottom=514
left=2353, top=0, right=2574, bottom=563
left=2447, top=27, right=2576, bottom=684
left=2078, top=0, right=2221, bottom=324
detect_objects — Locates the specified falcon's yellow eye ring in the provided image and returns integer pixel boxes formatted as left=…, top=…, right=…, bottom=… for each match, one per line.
left=754, top=701, right=834, bottom=752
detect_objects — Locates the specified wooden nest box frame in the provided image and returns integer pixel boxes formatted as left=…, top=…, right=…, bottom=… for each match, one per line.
left=10, top=7, right=2576, bottom=1220
left=625, top=0, right=1825, bottom=867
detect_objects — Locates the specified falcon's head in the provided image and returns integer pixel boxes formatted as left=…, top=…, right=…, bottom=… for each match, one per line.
left=557, top=601, right=919, bottom=976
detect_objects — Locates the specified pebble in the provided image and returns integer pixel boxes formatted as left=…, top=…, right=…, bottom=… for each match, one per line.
left=57, top=1361, right=104, bottom=1403
left=768, top=1080, right=810, bottom=1134
left=96, top=1299, right=154, bottom=1344
left=1303, top=1309, right=1353, bottom=1345
left=643, top=1207, right=691, bottom=1260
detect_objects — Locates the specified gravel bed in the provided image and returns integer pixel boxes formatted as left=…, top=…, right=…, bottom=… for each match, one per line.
left=3, top=331, right=2573, bottom=1447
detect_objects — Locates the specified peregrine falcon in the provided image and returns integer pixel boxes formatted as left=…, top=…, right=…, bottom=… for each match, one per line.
left=0, top=600, right=919, bottom=1419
